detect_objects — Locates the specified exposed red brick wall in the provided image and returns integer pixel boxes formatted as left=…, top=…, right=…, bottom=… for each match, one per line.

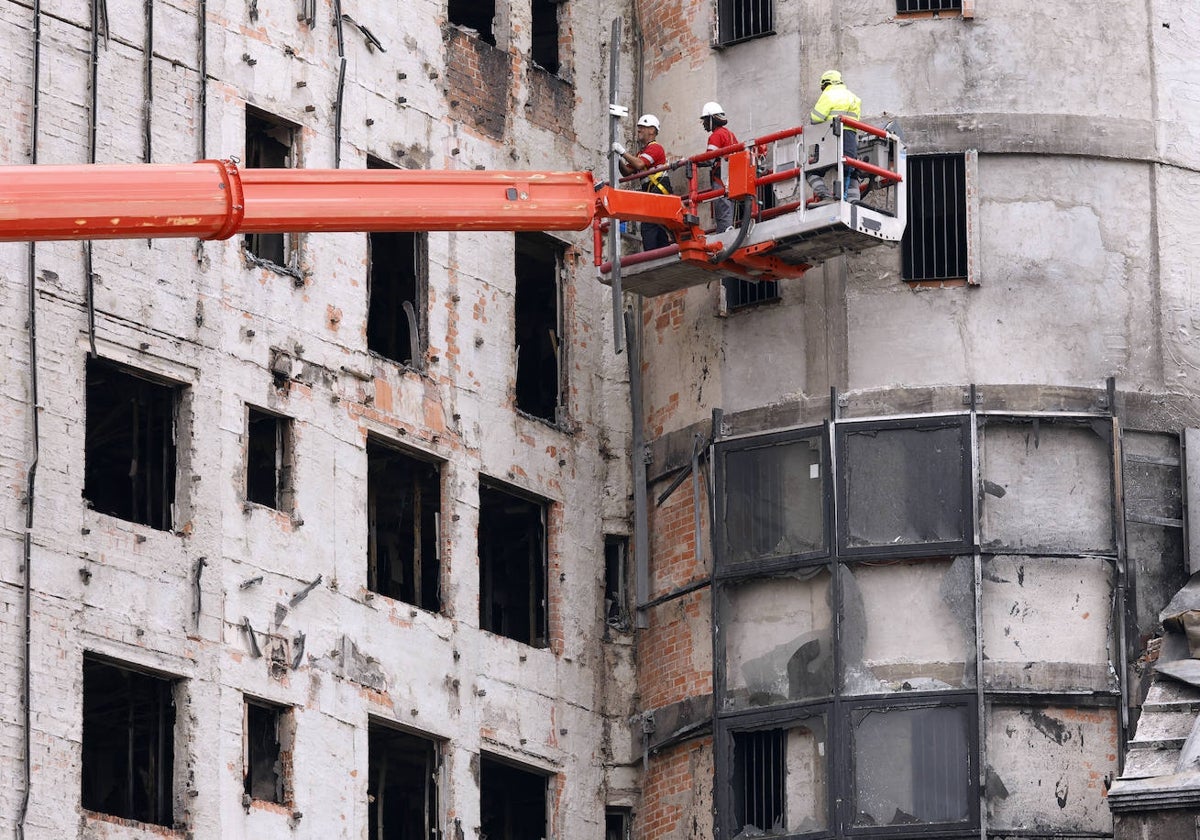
left=526, top=68, right=575, bottom=136
left=648, top=478, right=708, bottom=594
left=638, top=590, right=711, bottom=710
left=445, top=28, right=510, bottom=140
left=638, top=737, right=714, bottom=840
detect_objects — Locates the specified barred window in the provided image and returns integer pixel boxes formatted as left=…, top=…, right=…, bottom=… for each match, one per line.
left=897, top=0, right=962, bottom=12
left=902, top=153, right=968, bottom=282
left=716, top=0, right=773, bottom=46
left=723, top=277, right=780, bottom=310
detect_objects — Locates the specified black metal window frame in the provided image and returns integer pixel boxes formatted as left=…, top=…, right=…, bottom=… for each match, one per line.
left=714, top=695, right=980, bottom=840
left=713, top=426, right=833, bottom=579
left=895, top=0, right=962, bottom=14
left=901, top=153, right=969, bottom=283
left=976, top=414, right=1116, bottom=557
left=715, top=0, right=774, bottom=47
left=834, top=416, right=973, bottom=560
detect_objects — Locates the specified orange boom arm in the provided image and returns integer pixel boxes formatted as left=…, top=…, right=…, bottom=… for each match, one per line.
left=0, top=160, right=604, bottom=242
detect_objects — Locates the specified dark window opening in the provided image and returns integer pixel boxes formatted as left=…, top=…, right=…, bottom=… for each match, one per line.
left=244, top=698, right=290, bottom=804
left=367, top=440, right=442, bottom=612
left=448, top=0, right=496, bottom=45
left=733, top=729, right=785, bottom=833
left=84, top=357, right=178, bottom=531
left=367, top=156, right=425, bottom=368
left=902, top=153, right=968, bottom=282
left=605, top=807, right=632, bottom=840
left=479, top=481, right=548, bottom=646
left=716, top=0, right=773, bottom=46
left=604, top=535, right=630, bottom=632
left=246, top=407, right=293, bottom=511
left=480, top=754, right=548, bottom=840
left=723, top=277, right=780, bottom=311
left=514, top=233, right=564, bottom=423
left=530, top=0, right=560, bottom=74
left=897, top=0, right=962, bottom=12
left=368, top=722, right=440, bottom=840
left=244, top=107, right=296, bottom=265
left=81, top=656, right=176, bottom=826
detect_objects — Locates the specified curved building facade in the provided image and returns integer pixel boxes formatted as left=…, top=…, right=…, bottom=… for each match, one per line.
left=626, top=3, right=1200, bottom=839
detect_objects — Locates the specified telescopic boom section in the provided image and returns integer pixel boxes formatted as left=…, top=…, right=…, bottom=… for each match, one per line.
left=0, top=160, right=603, bottom=242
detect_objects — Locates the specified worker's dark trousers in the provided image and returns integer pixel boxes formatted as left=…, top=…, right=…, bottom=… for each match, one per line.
left=641, top=223, right=671, bottom=252
left=808, top=129, right=860, bottom=199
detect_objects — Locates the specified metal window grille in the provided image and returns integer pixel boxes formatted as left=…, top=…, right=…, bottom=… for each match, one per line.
left=732, top=729, right=785, bottom=832
left=723, top=277, right=780, bottom=310
left=902, top=153, right=968, bottom=282
left=897, top=0, right=962, bottom=12
left=717, top=0, right=773, bottom=46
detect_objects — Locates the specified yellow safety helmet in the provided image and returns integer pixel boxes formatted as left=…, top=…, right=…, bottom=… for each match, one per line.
left=820, top=70, right=842, bottom=88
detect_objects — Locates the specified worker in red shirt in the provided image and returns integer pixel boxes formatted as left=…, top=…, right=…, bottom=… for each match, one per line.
left=613, top=114, right=672, bottom=251
left=700, top=102, right=739, bottom=233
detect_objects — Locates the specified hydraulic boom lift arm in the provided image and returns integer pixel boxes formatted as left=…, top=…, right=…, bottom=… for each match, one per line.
left=0, top=116, right=904, bottom=287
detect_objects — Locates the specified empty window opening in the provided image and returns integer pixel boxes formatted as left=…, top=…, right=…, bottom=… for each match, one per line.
left=716, top=0, right=773, bottom=46
left=244, top=107, right=296, bottom=265
left=605, top=807, right=632, bottom=840
left=81, top=656, right=176, bottom=826
left=604, top=535, right=630, bottom=631
left=84, top=356, right=179, bottom=531
left=367, top=159, right=426, bottom=368
left=367, top=439, right=442, bottom=612
left=368, top=722, right=440, bottom=840
left=479, top=481, right=548, bottom=646
left=902, top=153, right=968, bottom=282
left=530, top=0, right=560, bottom=74
left=897, top=0, right=961, bottom=13
left=244, top=698, right=291, bottom=804
left=480, top=754, right=549, bottom=840
left=448, top=0, right=496, bottom=45
left=246, top=407, right=294, bottom=511
left=514, top=233, right=564, bottom=423
left=723, top=277, right=780, bottom=311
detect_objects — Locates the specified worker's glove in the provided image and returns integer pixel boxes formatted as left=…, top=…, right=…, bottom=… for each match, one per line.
left=612, top=141, right=627, bottom=156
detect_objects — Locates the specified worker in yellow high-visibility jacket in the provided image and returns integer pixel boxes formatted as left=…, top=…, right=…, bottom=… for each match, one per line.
left=808, top=70, right=863, bottom=203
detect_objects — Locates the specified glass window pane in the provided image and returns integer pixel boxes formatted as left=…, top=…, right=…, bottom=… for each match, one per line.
left=731, top=718, right=828, bottom=836
left=981, top=555, right=1116, bottom=692
left=721, top=436, right=825, bottom=566
left=979, top=420, right=1114, bottom=553
left=720, top=570, right=833, bottom=710
left=842, top=557, right=975, bottom=694
left=839, top=423, right=968, bottom=551
left=985, top=704, right=1117, bottom=833
left=851, top=705, right=971, bottom=828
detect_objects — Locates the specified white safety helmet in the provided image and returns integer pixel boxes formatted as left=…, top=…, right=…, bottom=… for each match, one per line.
left=700, top=101, right=725, bottom=118
left=636, top=114, right=661, bottom=129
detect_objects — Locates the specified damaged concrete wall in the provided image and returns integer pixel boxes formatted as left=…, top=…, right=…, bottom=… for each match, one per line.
left=0, top=0, right=640, bottom=837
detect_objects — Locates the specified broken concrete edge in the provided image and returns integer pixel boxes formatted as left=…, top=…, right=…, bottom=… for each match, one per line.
left=1109, top=772, right=1200, bottom=812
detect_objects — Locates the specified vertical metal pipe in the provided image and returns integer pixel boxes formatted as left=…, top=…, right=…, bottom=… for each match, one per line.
left=198, top=0, right=207, bottom=159
left=332, top=0, right=346, bottom=167
left=143, top=0, right=153, bottom=164
left=626, top=307, right=650, bottom=630
left=607, top=17, right=623, bottom=351
left=17, top=2, right=42, bottom=834
left=968, top=385, right=986, bottom=840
